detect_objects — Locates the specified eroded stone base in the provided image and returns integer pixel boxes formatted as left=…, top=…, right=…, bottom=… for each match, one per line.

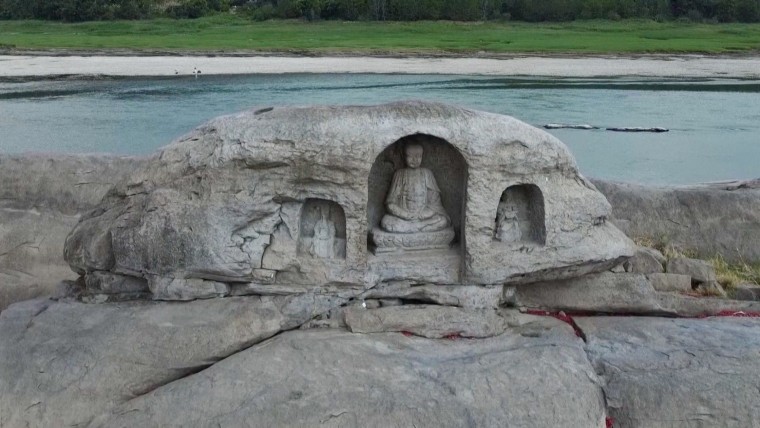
left=371, top=227, right=455, bottom=254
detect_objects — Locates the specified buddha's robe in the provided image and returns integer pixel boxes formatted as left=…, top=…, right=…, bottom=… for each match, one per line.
left=380, top=167, right=451, bottom=233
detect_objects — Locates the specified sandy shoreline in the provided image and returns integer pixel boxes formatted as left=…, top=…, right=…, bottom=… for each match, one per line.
left=2, top=54, right=760, bottom=78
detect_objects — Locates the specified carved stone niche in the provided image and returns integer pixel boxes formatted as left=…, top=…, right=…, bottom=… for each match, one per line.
left=297, top=199, right=347, bottom=259
left=495, top=184, right=546, bottom=246
left=367, top=133, right=467, bottom=254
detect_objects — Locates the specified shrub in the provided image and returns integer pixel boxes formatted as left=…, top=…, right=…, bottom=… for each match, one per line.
left=166, top=0, right=210, bottom=18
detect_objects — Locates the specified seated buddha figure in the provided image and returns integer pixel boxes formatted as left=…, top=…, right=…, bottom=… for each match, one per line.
left=380, top=144, right=451, bottom=233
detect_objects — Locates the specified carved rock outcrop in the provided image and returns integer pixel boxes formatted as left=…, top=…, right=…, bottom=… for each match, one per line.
left=64, top=101, right=634, bottom=300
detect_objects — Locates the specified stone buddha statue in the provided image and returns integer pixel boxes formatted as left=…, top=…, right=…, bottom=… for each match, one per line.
left=381, top=144, right=451, bottom=233
left=372, top=143, right=455, bottom=253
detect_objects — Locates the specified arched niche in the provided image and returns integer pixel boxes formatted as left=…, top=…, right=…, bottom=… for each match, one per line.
left=494, top=184, right=546, bottom=246
left=367, top=133, right=468, bottom=252
left=297, top=199, right=346, bottom=259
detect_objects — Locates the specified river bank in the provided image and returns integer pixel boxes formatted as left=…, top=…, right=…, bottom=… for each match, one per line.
left=3, top=53, right=760, bottom=78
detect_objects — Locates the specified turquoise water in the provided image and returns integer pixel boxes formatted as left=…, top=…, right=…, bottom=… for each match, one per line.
left=1, top=74, right=759, bottom=185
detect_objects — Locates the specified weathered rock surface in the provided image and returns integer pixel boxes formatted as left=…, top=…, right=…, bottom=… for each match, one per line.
left=623, top=247, right=664, bottom=274
left=85, top=271, right=148, bottom=294
left=360, top=281, right=504, bottom=308
left=343, top=304, right=515, bottom=338
left=0, top=154, right=143, bottom=310
left=647, top=272, right=691, bottom=293
left=511, top=271, right=760, bottom=317
left=63, top=101, right=633, bottom=300
left=2, top=150, right=758, bottom=309
left=0, top=294, right=343, bottom=428
left=593, top=179, right=760, bottom=263
left=578, top=316, right=760, bottom=428
left=734, top=283, right=760, bottom=301
left=666, top=257, right=716, bottom=285
left=91, top=323, right=606, bottom=428
left=512, top=272, right=670, bottom=315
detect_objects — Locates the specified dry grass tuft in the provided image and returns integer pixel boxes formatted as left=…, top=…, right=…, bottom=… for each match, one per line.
left=710, top=254, right=760, bottom=290
left=633, top=235, right=760, bottom=291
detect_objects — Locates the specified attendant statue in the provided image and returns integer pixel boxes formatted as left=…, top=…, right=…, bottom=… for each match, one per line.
left=380, top=144, right=451, bottom=233
left=496, top=201, right=521, bottom=243
left=309, top=206, right=336, bottom=258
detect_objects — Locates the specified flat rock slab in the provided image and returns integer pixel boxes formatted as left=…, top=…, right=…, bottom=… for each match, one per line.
left=343, top=305, right=538, bottom=338
left=0, top=294, right=343, bottom=428
left=577, top=316, right=760, bottom=428
left=92, top=323, right=606, bottom=427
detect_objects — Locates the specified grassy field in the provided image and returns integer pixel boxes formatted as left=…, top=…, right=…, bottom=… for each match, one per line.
left=2, top=15, right=760, bottom=54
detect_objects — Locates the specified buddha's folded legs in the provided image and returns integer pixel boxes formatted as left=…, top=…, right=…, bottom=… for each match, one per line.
left=381, top=214, right=450, bottom=233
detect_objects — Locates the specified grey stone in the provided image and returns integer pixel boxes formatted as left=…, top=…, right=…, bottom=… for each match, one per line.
left=64, top=101, right=633, bottom=300
left=343, top=305, right=511, bottom=338
left=361, top=281, right=504, bottom=309
left=0, top=294, right=343, bottom=428
left=593, top=179, right=760, bottom=264
left=667, top=257, right=716, bottom=285
left=647, top=273, right=691, bottom=293
left=362, top=298, right=382, bottom=309
left=0, top=154, right=143, bottom=310
left=85, top=271, right=148, bottom=294
left=610, top=263, right=626, bottom=273
left=623, top=247, right=664, bottom=274
left=697, top=280, right=728, bottom=298
left=147, top=276, right=229, bottom=301
left=513, top=272, right=670, bottom=315
left=656, top=293, right=760, bottom=317
left=512, top=272, right=758, bottom=317
left=91, top=325, right=605, bottom=428
left=734, top=283, right=760, bottom=301
left=640, top=246, right=666, bottom=265
left=251, top=268, right=276, bottom=284
left=578, top=316, right=760, bottom=427
left=228, top=281, right=366, bottom=298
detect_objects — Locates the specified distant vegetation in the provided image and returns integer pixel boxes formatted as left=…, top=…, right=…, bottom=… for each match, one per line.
left=1, top=0, right=760, bottom=23
left=2, top=17, right=760, bottom=53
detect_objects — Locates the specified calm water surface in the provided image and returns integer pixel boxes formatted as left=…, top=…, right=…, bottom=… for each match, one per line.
left=1, top=74, right=759, bottom=185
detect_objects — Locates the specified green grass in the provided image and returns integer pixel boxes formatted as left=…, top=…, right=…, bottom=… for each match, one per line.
left=2, top=15, right=760, bottom=53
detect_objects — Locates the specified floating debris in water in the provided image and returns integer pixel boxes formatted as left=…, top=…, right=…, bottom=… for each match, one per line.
left=544, top=124, right=598, bottom=130
left=606, top=127, right=669, bottom=133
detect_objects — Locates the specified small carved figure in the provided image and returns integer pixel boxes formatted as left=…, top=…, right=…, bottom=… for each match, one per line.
left=309, top=206, right=336, bottom=258
left=380, top=144, right=451, bottom=233
left=496, top=201, right=521, bottom=243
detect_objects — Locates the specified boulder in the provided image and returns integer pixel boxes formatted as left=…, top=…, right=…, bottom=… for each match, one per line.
left=63, top=101, right=633, bottom=301
left=647, top=273, right=691, bottom=293
left=0, top=154, right=143, bottom=310
left=510, top=272, right=759, bottom=317
left=0, top=294, right=344, bottom=428
left=592, top=179, right=760, bottom=264
left=623, top=247, right=664, bottom=274
left=734, top=283, right=760, bottom=301
left=512, top=272, right=670, bottom=315
left=90, top=324, right=606, bottom=427
left=666, top=257, right=716, bottom=285
left=578, top=316, right=760, bottom=427
left=697, top=280, right=728, bottom=298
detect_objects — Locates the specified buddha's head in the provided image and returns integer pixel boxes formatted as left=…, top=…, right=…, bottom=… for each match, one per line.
left=404, top=144, right=423, bottom=169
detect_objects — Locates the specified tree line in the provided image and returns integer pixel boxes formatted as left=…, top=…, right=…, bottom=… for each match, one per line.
left=2, top=0, right=759, bottom=22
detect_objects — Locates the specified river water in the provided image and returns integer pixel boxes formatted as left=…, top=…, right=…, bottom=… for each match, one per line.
left=1, top=74, right=759, bottom=185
